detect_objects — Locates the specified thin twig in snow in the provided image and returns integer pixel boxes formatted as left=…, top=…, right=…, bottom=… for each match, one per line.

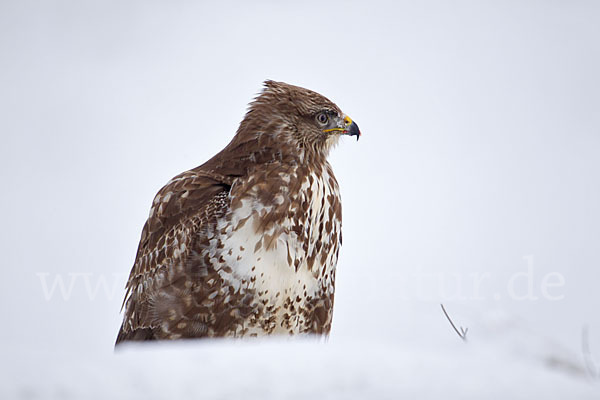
left=582, top=325, right=599, bottom=380
left=440, top=304, right=468, bottom=342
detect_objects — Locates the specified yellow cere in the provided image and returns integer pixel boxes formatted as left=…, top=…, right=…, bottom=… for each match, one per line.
left=324, top=115, right=353, bottom=133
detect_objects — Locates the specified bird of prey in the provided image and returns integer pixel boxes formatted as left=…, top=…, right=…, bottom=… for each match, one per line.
left=116, top=81, right=360, bottom=345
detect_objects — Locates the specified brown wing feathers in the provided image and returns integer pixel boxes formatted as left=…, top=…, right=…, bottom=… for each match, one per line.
left=116, top=171, right=232, bottom=344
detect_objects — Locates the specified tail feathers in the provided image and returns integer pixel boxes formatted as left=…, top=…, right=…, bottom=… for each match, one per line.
left=115, top=326, right=157, bottom=347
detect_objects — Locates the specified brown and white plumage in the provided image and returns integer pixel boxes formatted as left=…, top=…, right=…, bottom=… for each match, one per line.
left=116, top=81, right=360, bottom=345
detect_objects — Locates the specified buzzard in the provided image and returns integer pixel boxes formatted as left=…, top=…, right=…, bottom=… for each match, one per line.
left=116, top=81, right=360, bottom=345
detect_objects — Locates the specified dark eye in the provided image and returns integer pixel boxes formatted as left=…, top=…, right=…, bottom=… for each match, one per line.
left=316, top=113, right=328, bottom=125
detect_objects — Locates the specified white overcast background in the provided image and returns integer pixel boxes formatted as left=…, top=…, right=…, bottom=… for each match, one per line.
left=1, top=0, right=600, bottom=398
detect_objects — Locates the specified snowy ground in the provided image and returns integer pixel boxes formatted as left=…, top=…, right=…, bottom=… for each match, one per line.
left=3, top=325, right=599, bottom=399
left=3, top=303, right=599, bottom=398
left=2, top=0, right=600, bottom=398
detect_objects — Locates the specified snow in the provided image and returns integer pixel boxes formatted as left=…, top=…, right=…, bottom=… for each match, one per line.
left=3, top=328, right=599, bottom=399
left=3, top=303, right=599, bottom=398
left=2, top=0, right=600, bottom=398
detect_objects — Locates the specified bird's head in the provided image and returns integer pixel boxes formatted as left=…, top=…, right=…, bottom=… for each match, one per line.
left=236, top=80, right=360, bottom=162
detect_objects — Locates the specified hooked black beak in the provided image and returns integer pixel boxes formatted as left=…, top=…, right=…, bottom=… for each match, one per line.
left=341, top=115, right=361, bottom=141
left=324, top=115, right=361, bottom=141
left=346, top=120, right=361, bottom=141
